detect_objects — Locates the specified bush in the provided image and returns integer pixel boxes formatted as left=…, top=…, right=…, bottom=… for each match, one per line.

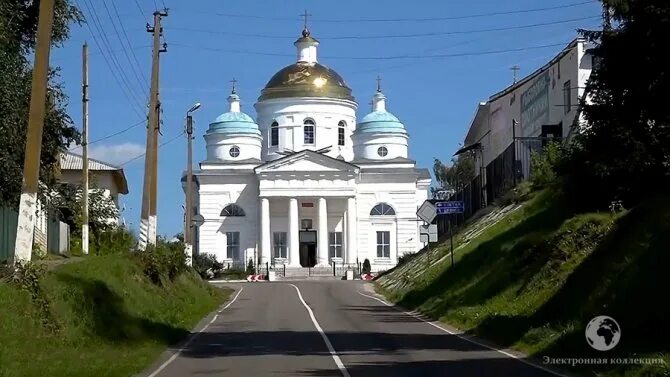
left=134, top=240, right=188, bottom=285
left=362, top=258, right=371, bottom=274
left=92, top=228, right=135, bottom=255
left=246, top=258, right=255, bottom=275
left=192, top=253, right=223, bottom=279
left=215, top=267, right=247, bottom=280
left=529, top=141, right=563, bottom=190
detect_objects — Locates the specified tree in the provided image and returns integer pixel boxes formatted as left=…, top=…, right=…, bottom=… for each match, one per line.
left=557, top=0, right=670, bottom=209
left=0, top=0, right=83, bottom=208
left=432, top=153, right=476, bottom=195
left=50, top=183, right=119, bottom=237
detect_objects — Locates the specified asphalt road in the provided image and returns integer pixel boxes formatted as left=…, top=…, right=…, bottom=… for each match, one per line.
left=145, top=281, right=561, bottom=377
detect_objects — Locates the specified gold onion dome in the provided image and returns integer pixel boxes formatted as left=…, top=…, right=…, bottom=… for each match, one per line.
left=258, top=28, right=354, bottom=102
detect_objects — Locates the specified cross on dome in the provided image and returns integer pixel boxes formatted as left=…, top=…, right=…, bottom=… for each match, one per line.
left=300, top=9, right=312, bottom=37
left=230, top=77, right=238, bottom=94
left=376, top=75, right=382, bottom=93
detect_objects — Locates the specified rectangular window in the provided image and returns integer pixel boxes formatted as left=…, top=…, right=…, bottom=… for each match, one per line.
left=376, top=231, right=390, bottom=258
left=329, top=232, right=343, bottom=259
left=273, top=232, right=287, bottom=259
left=338, top=127, right=345, bottom=146
left=271, top=127, right=279, bottom=146
left=304, top=125, right=315, bottom=144
left=226, top=231, right=240, bottom=260
left=563, top=80, right=571, bottom=114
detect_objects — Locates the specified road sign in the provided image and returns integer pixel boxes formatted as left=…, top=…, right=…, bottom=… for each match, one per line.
left=420, top=224, right=438, bottom=242
left=192, top=214, right=205, bottom=227
left=417, top=200, right=437, bottom=223
left=435, top=201, right=464, bottom=214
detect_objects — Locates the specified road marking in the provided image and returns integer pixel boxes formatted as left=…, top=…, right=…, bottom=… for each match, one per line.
left=289, top=283, right=351, bottom=377
left=357, top=291, right=569, bottom=377
left=146, top=287, right=244, bottom=377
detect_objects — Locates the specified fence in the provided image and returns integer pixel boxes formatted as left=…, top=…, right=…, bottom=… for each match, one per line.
left=0, top=206, right=70, bottom=262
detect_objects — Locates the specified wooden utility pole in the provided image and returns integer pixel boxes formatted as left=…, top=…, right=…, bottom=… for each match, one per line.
left=13, top=0, right=56, bottom=264
left=82, top=42, right=90, bottom=255
left=138, top=10, right=167, bottom=251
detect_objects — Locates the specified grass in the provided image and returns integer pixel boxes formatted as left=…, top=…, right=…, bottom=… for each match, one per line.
left=0, top=253, right=230, bottom=377
left=377, top=191, right=670, bottom=377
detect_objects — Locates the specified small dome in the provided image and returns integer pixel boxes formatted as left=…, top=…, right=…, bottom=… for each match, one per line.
left=356, top=92, right=406, bottom=134
left=207, top=93, right=261, bottom=135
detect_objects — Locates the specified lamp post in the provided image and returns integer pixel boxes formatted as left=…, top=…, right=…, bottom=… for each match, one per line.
left=185, top=102, right=201, bottom=264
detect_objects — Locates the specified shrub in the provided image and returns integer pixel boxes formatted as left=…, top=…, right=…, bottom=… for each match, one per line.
left=246, top=258, right=255, bottom=275
left=134, top=240, right=188, bottom=285
left=215, top=267, right=247, bottom=280
left=92, top=228, right=135, bottom=255
left=192, top=253, right=223, bottom=279
left=529, top=141, right=563, bottom=190
left=362, top=258, right=371, bottom=274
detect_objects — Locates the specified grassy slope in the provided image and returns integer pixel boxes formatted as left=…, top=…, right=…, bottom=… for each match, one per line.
left=377, top=192, right=670, bottom=377
left=0, top=254, right=230, bottom=377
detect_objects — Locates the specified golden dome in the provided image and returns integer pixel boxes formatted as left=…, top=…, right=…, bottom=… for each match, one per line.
left=258, top=61, right=354, bottom=102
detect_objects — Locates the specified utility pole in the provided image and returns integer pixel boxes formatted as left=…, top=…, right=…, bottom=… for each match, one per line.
left=81, top=42, right=90, bottom=255
left=510, top=65, right=520, bottom=84
left=138, top=10, right=167, bottom=251
left=184, top=102, right=201, bottom=265
left=13, top=0, right=56, bottom=264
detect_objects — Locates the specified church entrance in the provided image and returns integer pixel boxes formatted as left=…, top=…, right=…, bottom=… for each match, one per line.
left=299, top=230, right=317, bottom=267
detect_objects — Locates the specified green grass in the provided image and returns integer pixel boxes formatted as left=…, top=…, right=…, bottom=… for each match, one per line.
left=0, top=254, right=230, bottom=377
left=377, top=192, right=670, bottom=377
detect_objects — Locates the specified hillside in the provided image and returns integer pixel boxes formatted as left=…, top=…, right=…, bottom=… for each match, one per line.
left=0, top=254, right=230, bottom=377
left=377, top=191, right=670, bottom=377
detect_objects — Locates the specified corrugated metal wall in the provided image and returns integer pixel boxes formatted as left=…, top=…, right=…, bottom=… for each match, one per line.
left=0, top=207, right=18, bottom=262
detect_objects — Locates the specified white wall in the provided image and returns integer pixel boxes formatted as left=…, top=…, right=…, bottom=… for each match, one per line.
left=352, top=133, right=409, bottom=160
left=255, top=97, right=358, bottom=161
left=204, top=133, right=262, bottom=161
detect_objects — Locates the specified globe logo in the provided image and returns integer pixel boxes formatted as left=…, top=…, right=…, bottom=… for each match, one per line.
left=585, top=316, right=621, bottom=351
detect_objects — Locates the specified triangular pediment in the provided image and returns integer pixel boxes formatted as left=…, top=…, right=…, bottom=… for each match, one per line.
left=255, top=150, right=359, bottom=174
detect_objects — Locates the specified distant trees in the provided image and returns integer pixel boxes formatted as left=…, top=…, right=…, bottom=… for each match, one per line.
left=432, top=153, right=475, bottom=198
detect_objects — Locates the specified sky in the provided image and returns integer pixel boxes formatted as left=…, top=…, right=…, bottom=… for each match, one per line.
left=53, top=0, right=602, bottom=237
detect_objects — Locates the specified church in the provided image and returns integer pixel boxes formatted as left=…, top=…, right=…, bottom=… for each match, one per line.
left=192, top=26, right=431, bottom=272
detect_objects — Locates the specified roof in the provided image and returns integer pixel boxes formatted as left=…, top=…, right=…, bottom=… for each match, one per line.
left=254, top=149, right=359, bottom=173
left=353, top=156, right=416, bottom=164
left=207, top=93, right=261, bottom=135
left=60, top=152, right=129, bottom=194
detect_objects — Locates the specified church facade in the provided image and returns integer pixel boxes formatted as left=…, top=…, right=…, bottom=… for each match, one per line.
left=192, top=28, right=431, bottom=271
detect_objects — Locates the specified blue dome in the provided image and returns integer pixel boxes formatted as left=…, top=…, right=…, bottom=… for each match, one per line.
left=207, top=94, right=261, bottom=135
left=356, top=110, right=407, bottom=134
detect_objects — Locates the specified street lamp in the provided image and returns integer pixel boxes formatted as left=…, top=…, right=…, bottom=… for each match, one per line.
left=185, top=102, right=201, bottom=263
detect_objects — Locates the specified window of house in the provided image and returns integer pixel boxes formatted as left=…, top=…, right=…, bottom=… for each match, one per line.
left=304, top=118, right=315, bottom=144
left=220, top=204, right=245, bottom=216
left=563, top=80, right=571, bottom=114
left=273, top=232, right=287, bottom=259
left=329, top=232, right=343, bottom=259
left=337, top=121, right=346, bottom=146
left=270, top=121, right=279, bottom=146
left=229, top=145, right=240, bottom=158
left=376, top=231, right=390, bottom=258
left=377, top=146, right=388, bottom=157
left=226, top=231, right=240, bottom=260
left=370, top=203, right=396, bottom=216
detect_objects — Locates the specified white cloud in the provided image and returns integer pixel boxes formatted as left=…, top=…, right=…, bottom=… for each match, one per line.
left=87, top=142, right=145, bottom=166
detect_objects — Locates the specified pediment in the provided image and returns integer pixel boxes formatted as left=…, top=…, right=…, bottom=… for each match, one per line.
left=255, top=150, right=359, bottom=174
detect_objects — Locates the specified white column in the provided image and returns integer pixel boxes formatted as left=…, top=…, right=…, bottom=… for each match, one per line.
left=346, top=197, right=357, bottom=264
left=288, top=198, right=300, bottom=266
left=260, top=198, right=271, bottom=265
left=317, top=197, right=328, bottom=266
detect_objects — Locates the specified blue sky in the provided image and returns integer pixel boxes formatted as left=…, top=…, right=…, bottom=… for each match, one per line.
left=53, top=0, right=601, bottom=237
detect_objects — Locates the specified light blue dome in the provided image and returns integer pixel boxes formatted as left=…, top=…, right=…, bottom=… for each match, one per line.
left=355, top=91, right=407, bottom=134
left=207, top=94, right=261, bottom=135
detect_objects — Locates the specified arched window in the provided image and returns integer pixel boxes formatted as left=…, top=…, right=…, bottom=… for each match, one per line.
left=304, top=118, right=315, bottom=145
left=370, top=203, right=396, bottom=216
left=338, top=121, right=346, bottom=146
left=220, top=204, right=245, bottom=217
left=270, top=121, right=279, bottom=146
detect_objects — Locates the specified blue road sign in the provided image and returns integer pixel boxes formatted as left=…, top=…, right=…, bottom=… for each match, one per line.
left=435, top=201, right=464, bottom=212
left=437, top=207, right=463, bottom=214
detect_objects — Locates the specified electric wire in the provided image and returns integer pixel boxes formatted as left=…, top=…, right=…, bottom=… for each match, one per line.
left=110, top=0, right=150, bottom=87
left=118, top=132, right=184, bottom=167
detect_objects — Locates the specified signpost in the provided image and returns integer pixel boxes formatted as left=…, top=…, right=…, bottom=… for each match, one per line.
left=434, top=201, right=464, bottom=267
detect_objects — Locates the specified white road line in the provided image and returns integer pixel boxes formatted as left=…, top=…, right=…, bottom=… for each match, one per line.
left=357, top=291, right=569, bottom=377
left=146, top=287, right=244, bottom=377
left=289, top=284, right=351, bottom=377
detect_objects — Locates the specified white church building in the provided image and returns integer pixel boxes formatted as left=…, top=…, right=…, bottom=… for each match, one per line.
left=191, top=27, right=431, bottom=271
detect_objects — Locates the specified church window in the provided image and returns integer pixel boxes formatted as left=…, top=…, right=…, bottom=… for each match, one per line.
left=273, top=232, right=287, bottom=259
left=338, top=121, right=346, bottom=146
left=370, top=203, right=396, bottom=216
left=229, top=145, right=240, bottom=158
left=376, top=231, right=391, bottom=258
left=304, top=118, right=315, bottom=144
left=377, top=146, right=388, bottom=157
left=270, top=121, right=279, bottom=146
left=329, top=232, right=343, bottom=259
left=226, top=231, right=240, bottom=260
left=220, top=204, right=245, bottom=217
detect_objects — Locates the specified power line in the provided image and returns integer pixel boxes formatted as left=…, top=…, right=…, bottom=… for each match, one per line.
left=170, top=15, right=599, bottom=41
left=76, top=0, right=146, bottom=117
left=119, top=132, right=183, bottom=167
left=171, top=41, right=572, bottom=61
left=68, top=119, right=147, bottom=151
left=110, top=0, right=149, bottom=87
left=133, top=0, right=149, bottom=24
left=179, top=1, right=596, bottom=23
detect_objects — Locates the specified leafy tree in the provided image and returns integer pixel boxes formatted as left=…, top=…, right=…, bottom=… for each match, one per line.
left=432, top=153, right=476, bottom=196
left=50, top=183, right=119, bottom=237
left=0, top=0, right=83, bottom=208
left=558, top=0, right=670, bottom=209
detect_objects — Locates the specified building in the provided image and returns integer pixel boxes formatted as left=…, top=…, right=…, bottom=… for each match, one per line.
left=191, top=27, right=431, bottom=271
left=459, top=38, right=593, bottom=207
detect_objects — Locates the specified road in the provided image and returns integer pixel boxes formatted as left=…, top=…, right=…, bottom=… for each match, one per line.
left=145, top=281, right=561, bottom=377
